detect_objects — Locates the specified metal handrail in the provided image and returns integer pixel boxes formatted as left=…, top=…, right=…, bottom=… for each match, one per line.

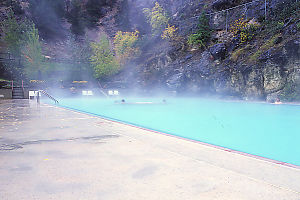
left=38, top=90, right=59, bottom=104
left=98, top=81, right=109, bottom=98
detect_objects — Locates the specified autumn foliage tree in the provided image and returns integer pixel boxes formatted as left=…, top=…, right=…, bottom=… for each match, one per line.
left=161, top=24, right=178, bottom=40
left=113, top=30, right=139, bottom=64
left=143, top=2, right=169, bottom=35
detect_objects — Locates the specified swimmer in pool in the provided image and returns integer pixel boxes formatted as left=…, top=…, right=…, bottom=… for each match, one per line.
left=274, top=98, right=282, bottom=105
left=115, top=99, right=167, bottom=104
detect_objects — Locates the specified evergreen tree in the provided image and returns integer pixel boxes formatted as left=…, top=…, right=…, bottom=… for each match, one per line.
left=188, top=12, right=211, bottom=47
left=0, top=10, right=25, bottom=57
left=22, top=23, right=47, bottom=79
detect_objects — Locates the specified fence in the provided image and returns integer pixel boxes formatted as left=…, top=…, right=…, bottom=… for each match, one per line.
left=180, top=0, right=298, bottom=33
left=207, top=0, right=266, bottom=32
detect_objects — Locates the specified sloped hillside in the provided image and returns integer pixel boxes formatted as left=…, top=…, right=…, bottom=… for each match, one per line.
left=115, top=0, right=300, bottom=102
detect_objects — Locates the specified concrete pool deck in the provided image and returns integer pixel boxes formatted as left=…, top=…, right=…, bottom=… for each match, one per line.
left=0, top=100, right=300, bottom=200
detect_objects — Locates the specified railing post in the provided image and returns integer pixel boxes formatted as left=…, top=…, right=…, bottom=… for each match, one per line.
left=37, top=91, right=40, bottom=104
left=225, top=10, right=228, bottom=32
left=244, top=4, right=247, bottom=19
left=264, top=0, right=267, bottom=20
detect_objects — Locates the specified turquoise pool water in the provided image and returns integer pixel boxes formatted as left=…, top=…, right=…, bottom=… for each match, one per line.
left=48, top=97, right=300, bottom=166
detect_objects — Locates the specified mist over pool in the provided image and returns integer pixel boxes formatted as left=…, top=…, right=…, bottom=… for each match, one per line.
left=44, top=97, right=300, bottom=166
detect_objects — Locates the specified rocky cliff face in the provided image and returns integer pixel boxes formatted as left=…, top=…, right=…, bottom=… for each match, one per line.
left=112, top=0, right=300, bottom=101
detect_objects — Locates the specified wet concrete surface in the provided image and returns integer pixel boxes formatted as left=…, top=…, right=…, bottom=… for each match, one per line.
left=0, top=99, right=300, bottom=200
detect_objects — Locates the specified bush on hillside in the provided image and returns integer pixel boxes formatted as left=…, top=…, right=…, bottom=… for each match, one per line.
left=143, top=2, right=169, bottom=35
left=113, top=30, right=140, bottom=64
left=90, top=35, right=120, bottom=80
left=187, top=12, right=211, bottom=48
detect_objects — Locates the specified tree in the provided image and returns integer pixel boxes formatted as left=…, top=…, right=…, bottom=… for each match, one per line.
left=22, top=23, right=47, bottom=79
left=1, top=10, right=48, bottom=79
left=0, top=9, right=25, bottom=57
left=113, top=30, right=139, bottom=64
left=143, top=2, right=169, bottom=35
left=68, top=36, right=94, bottom=79
left=1, top=9, right=28, bottom=78
left=90, top=35, right=120, bottom=79
left=187, top=12, right=211, bottom=48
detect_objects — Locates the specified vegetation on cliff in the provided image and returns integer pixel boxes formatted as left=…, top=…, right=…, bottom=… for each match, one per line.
left=143, top=2, right=169, bottom=35
left=187, top=12, right=211, bottom=48
left=90, top=35, right=120, bottom=80
left=113, top=30, right=140, bottom=64
left=1, top=9, right=45, bottom=79
left=22, top=23, right=47, bottom=78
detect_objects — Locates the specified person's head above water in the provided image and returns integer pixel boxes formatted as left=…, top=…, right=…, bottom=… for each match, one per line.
left=121, top=99, right=125, bottom=103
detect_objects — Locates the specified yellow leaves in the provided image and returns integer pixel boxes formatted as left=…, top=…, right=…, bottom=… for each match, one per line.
left=72, top=81, right=88, bottom=83
left=113, top=30, right=139, bottom=63
left=230, top=18, right=247, bottom=35
left=143, top=2, right=169, bottom=33
left=153, top=2, right=163, bottom=13
left=230, top=18, right=256, bottom=44
left=161, top=24, right=178, bottom=40
left=30, top=80, right=45, bottom=83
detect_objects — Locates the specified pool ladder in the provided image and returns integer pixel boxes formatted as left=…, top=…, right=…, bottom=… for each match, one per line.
left=38, top=90, right=59, bottom=104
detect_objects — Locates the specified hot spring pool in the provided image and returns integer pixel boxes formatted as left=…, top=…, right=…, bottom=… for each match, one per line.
left=46, top=97, right=300, bottom=167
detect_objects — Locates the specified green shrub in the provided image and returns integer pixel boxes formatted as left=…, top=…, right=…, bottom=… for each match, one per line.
left=90, top=35, right=120, bottom=80
left=230, top=44, right=251, bottom=62
left=249, top=34, right=280, bottom=63
left=187, top=12, right=211, bottom=48
left=230, top=18, right=259, bottom=44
